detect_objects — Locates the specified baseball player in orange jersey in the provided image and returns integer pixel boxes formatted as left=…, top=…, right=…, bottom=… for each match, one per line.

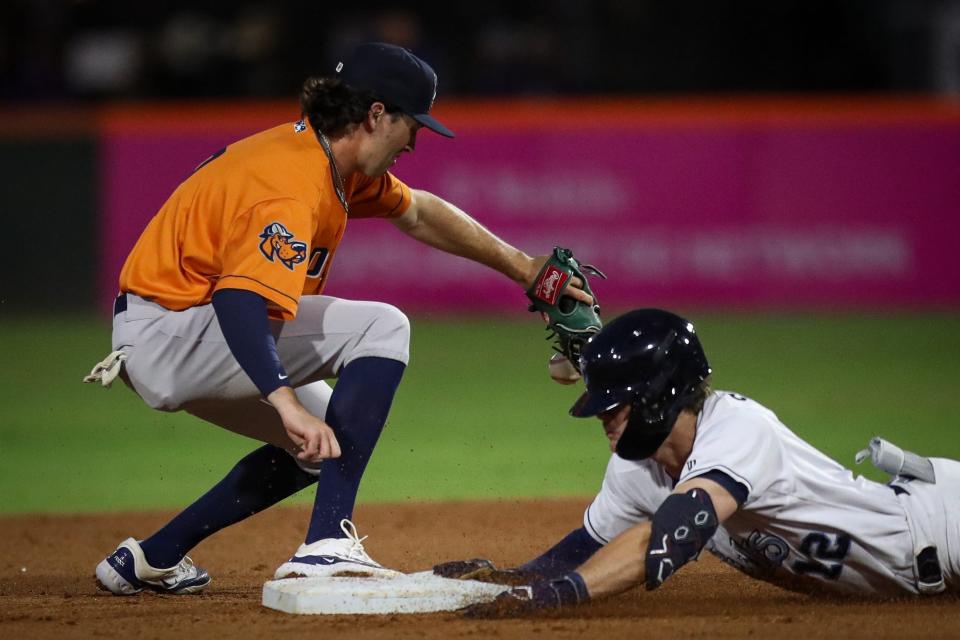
left=86, top=42, right=592, bottom=596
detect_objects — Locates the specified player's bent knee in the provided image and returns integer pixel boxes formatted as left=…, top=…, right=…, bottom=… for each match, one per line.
left=645, top=488, right=718, bottom=590
left=356, top=303, right=410, bottom=362
left=373, top=303, right=410, bottom=343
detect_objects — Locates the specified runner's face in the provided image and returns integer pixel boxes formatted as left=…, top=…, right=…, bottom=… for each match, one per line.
left=598, top=404, right=631, bottom=452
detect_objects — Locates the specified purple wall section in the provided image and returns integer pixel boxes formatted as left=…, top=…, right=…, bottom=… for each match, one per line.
left=99, top=109, right=960, bottom=314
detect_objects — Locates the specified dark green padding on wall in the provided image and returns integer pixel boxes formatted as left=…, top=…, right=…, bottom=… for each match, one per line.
left=0, top=137, right=96, bottom=311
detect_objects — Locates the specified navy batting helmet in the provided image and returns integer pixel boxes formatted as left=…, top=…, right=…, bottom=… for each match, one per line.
left=569, top=309, right=712, bottom=460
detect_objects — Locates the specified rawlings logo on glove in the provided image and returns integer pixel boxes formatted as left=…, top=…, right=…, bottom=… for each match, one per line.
left=526, top=247, right=606, bottom=373
left=531, top=265, right=569, bottom=305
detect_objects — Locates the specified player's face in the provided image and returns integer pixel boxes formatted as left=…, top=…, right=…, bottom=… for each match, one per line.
left=362, top=111, right=421, bottom=176
left=598, top=404, right=631, bottom=452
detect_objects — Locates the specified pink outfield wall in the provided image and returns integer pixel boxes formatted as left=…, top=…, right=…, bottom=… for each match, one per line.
left=98, top=99, right=960, bottom=314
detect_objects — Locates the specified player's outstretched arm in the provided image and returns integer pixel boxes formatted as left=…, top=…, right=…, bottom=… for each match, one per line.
left=583, top=477, right=740, bottom=596
left=434, top=526, right=603, bottom=584
left=391, top=189, right=592, bottom=304
left=464, top=478, right=739, bottom=618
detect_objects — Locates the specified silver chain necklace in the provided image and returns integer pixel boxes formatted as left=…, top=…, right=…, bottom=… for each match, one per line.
left=317, top=131, right=349, bottom=213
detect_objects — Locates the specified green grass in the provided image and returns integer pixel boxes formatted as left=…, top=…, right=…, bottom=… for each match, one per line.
left=1, top=311, right=959, bottom=514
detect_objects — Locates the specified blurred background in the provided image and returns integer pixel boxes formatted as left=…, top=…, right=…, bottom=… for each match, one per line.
left=1, top=0, right=959, bottom=514
left=3, top=0, right=960, bottom=312
left=4, top=0, right=960, bottom=100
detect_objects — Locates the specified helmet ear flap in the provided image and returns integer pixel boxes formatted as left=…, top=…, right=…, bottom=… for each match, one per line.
left=641, top=360, right=679, bottom=413
left=615, top=398, right=675, bottom=460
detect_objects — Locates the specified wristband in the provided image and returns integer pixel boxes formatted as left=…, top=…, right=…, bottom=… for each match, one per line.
left=527, top=571, right=590, bottom=608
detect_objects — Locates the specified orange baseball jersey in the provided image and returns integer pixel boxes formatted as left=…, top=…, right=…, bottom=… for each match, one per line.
left=119, top=120, right=412, bottom=320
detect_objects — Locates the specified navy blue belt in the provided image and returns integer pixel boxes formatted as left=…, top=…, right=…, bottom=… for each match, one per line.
left=114, top=294, right=127, bottom=316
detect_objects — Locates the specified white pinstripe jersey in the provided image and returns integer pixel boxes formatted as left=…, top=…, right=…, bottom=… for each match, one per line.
left=583, top=391, right=919, bottom=595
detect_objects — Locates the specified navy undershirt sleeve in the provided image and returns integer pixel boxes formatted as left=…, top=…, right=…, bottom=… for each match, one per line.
left=211, top=288, right=290, bottom=398
left=517, top=526, right=603, bottom=579
left=697, top=469, right=749, bottom=506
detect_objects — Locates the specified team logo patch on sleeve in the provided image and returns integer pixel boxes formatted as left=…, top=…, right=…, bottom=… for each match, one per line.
left=259, top=222, right=307, bottom=271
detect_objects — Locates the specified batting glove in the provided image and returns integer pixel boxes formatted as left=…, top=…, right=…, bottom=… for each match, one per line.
left=461, top=572, right=590, bottom=618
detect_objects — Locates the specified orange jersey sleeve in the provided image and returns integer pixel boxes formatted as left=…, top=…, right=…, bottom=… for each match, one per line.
left=215, top=198, right=314, bottom=319
left=119, top=121, right=348, bottom=319
left=345, top=171, right=412, bottom=219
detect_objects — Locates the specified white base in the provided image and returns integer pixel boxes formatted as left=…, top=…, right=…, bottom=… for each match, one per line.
left=262, top=571, right=507, bottom=615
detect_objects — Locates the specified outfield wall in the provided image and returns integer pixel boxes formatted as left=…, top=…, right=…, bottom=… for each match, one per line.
left=97, top=98, right=960, bottom=313
left=0, top=115, right=97, bottom=311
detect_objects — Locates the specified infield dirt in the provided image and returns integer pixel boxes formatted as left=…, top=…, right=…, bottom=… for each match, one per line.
left=2, top=498, right=957, bottom=639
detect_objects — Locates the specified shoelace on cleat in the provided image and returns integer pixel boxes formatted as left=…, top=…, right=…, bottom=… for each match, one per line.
left=158, top=556, right=201, bottom=587
left=339, top=519, right=377, bottom=564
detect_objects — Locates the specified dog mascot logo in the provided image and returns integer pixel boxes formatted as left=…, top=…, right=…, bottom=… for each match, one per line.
left=259, top=222, right=307, bottom=271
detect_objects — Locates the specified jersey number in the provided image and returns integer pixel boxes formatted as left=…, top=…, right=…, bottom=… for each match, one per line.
left=306, top=248, right=329, bottom=278
left=792, top=532, right=851, bottom=579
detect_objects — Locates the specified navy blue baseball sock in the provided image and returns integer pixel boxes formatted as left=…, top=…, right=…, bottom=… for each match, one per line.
left=305, top=357, right=405, bottom=543
left=518, top=527, right=603, bottom=578
left=139, top=444, right=316, bottom=568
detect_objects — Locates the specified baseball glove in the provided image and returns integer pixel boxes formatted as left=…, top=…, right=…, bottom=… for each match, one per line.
left=526, top=247, right=606, bottom=371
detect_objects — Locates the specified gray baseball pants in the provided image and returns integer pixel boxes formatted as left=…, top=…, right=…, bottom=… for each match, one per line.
left=111, top=293, right=410, bottom=458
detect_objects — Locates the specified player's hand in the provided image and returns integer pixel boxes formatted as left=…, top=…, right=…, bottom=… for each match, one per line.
left=284, top=413, right=341, bottom=463
left=462, top=573, right=589, bottom=618
left=434, top=558, right=495, bottom=579
left=268, top=387, right=342, bottom=462
left=434, top=558, right=537, bottom=586
left=526, top=254, right=594, bottom=305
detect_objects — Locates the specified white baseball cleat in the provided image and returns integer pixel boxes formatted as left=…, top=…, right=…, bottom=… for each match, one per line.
left=274, top=519, right=402, bottom=579
left=95, top=537, right=210, bottom=595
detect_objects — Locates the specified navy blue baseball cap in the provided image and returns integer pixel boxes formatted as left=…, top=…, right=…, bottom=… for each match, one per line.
left=337, top=42, right=455, bottom=138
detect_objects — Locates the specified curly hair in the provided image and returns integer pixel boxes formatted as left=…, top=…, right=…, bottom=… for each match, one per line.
left=299, top=76, right=402, bottom=138
left=682, top=376, right=713, bottom=415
